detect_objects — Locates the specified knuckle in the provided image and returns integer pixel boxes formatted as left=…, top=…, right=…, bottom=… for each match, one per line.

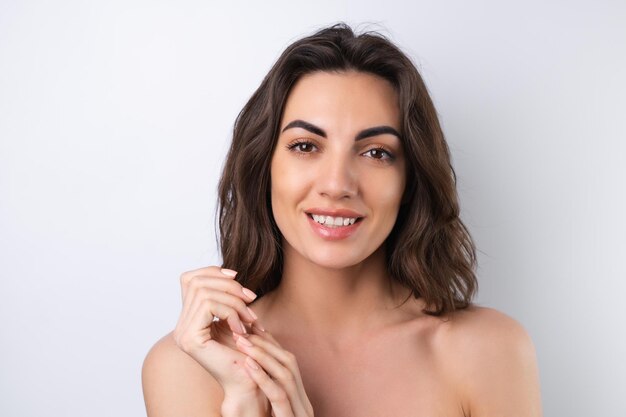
left=233, top=298, right=247, bottom=311
left=225, top=281, right=242, bottom=295
left=189, top=276, right=203, bottom=291
left=284, top=351, right=297, bottom=366
left=179, top=271, right=190, bottom=286
left=277, top=369, right=294, bottom=383
left=269, top=389, right=288, bottom=404
left=200, top=298, right=216, bottom=310
left=197, top=286, right=217, bottom=300
left=226, top=304, right=238, bottom=315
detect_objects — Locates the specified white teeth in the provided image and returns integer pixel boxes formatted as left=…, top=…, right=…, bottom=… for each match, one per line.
left=310, top=214, right=358, bottom=228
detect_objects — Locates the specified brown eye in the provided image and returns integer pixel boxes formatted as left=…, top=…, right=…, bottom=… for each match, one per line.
left=297, top=143, right=314, bottom=152
left=363, top=147, right=392, bottom=160
left=287, top=141, right=317, bottom=153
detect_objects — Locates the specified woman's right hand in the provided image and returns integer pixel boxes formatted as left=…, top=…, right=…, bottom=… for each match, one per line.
left=172, top=266, right=269, bottom=416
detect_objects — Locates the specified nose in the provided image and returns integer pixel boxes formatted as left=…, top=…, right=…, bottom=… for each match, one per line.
left=315, top=151, right=358, bottom=200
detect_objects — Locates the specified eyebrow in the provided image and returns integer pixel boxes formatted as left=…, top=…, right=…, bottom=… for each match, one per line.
left=281, top=119, right=401, bottom=141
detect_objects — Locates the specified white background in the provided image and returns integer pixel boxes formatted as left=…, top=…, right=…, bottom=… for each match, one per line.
left=1, top=1, right=625, bottom=416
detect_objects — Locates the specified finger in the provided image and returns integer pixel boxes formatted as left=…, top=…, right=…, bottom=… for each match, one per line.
left=180, top=267, right=240, bottom=300
left=177, top=284, right=257, bottom=353
left=180, top=276, right=257, bottom=327
left=180, top=287, right=238, bottom=335
left=174, top=297, right=240, bottom=354
left=180, top=267, right=239, bottom=302
left=183, top=265, right=236, bottom=280
left=249, top=328, right=313, bottom=415
left=181, top=266, right=232, bottom=291
left=243, top=356, right=295, bottom=417
left=241, top=334, right=301, bottom=378
left=185, top=275, right=257, bottom=305
left=251, top=322, right=267, bottom=332
left=183, top=294, right=248, bottom=340
left=251, top=325, right=283, bottom=344
left=249, top=329, right=305, bottom=381
left=236, top=335, right=308, bottom=416
left=193, top=289, right=257, bottom=324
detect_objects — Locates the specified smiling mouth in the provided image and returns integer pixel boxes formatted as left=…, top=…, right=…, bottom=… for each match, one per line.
left=306, top=213, right=364, bottom=228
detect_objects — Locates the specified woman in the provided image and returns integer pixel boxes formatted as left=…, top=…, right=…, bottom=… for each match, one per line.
left=142, top=23, right=542, bottom=417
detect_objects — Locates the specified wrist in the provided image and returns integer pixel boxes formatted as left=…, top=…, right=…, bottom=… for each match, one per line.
left=221, top=390, right=267, bottom=417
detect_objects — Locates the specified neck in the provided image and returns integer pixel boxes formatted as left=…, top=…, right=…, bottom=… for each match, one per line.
left=266, top=243, right=411, bottom=340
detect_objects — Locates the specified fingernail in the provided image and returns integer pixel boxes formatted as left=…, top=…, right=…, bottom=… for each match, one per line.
left=236, top=334, right=253, bottom=347
left=242, top=287, right=257, bottom=300
left=221, top=268, right=237, bottom=277
left=253, top=322, right=266, bottom=332
left=240, top=322, right=247, bottom=334
left=245, top=356, right=259, bottom=370
left=247, top=307, right=258, bottom=320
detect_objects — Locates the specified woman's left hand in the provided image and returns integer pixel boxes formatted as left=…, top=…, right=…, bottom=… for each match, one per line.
left=234, top=325, right=314, bottom=417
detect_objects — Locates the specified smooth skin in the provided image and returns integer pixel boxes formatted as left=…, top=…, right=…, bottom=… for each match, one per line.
left=142, top=71, right=542, bottom=417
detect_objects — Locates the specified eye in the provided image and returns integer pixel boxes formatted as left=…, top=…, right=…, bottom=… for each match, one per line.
left=287, top=140, right=318, bottom=153
left=363, top=147, right=394, bottom=161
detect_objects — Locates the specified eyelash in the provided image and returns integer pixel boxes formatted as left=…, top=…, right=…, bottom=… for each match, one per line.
left=285, top=140, right=395, bottom=162
left=286, top=140, right=317, bottom=154
left=363, top=146, right=395, bottom=161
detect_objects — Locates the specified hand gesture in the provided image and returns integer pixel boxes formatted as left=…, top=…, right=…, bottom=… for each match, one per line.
left=235, top=325, right=315, bottom=417
left=172, top=266, right=268, bottom=413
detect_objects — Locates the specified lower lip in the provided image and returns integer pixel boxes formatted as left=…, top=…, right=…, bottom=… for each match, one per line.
left=306, top=214, right=362, bottom=240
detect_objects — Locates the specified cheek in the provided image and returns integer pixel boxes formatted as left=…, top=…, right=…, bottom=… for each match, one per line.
left=270, top=155, right=310, bottom=220
left=379, top=186, right=405, bottom=226
left=362, top=167, right=406, bottom=210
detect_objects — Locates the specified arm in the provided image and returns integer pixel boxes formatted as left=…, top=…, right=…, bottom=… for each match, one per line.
left=142, top=266, right=272, bottom=417
left=142, top=333, right=268, bottom=417
left=142, top=332, right=224, bottom=417
left=234, top=325, right=314, bottom=417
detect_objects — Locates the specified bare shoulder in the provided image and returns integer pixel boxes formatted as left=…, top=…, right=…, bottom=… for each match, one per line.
left=438, top=305, right=535, bottom=351
left=435, top=306, right=543, bottom=417
left=142, top=332, right=223, bottom=417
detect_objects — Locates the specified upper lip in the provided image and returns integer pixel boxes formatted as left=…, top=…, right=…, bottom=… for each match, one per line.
left=305, top=207, right=365, bottom=218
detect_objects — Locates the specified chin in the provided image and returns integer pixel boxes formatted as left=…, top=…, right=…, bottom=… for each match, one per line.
left=302, top=247, right=372, bottom=270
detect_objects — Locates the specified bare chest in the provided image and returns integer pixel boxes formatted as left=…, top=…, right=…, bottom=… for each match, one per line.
left=285, top=333, right=465, bottom=417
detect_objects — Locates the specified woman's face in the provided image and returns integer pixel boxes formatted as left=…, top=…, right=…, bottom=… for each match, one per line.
left=270, top=70, right=406, bottom=269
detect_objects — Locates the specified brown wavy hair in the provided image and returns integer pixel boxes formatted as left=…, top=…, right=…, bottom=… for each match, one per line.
left=218, top=22, right=477, bottom=316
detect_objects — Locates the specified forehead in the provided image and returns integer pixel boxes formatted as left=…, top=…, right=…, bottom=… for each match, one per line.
left=279, top=71, right=401, bottom=132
